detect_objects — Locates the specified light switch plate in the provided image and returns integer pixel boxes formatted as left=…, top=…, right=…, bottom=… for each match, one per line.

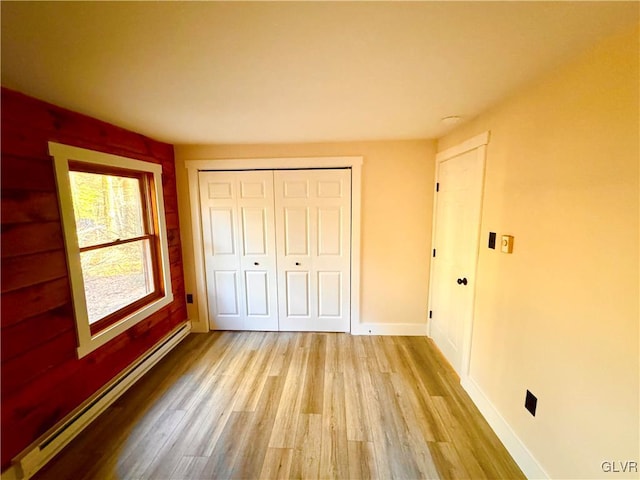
left=501, top=235, right=514, bottom=253
left=488, top=232, right=496, bottom=249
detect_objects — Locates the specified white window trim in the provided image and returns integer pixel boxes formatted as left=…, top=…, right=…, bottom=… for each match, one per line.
left=50, top=142, right=174, bottom=358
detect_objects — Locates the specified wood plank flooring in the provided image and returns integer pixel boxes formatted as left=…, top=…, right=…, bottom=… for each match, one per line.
left=34, top=332, right=525, bottom=479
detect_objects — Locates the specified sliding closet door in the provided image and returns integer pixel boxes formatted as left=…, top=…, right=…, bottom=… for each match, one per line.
left=199, top=171, right=278, bottom=331
left=274, top=169, right=351, bottom=332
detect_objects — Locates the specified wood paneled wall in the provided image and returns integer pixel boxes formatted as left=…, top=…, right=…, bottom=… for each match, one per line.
left=0, top=88, right=188, bottom=470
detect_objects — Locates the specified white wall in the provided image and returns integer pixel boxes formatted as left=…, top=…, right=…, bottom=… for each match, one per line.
left=174, top=140, right=436, bottom=334
left=438, top=25, right=639, bottom=479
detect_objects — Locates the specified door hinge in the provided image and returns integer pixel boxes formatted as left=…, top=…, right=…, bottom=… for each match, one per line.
left=429, top=310, right=433, bottom=319
left=433, top=248, right=436, bottom=257
left=436, top=182, right=439, bottom=192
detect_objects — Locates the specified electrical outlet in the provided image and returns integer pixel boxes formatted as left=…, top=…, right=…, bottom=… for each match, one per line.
left=186, top=293, right=193, bottom=304
left=525, top=390, right=537, bottom=416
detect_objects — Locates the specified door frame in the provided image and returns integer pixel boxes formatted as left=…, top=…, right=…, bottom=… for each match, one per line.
left=185, top=156, right=363, bottom=334
left=428, top=132, right=489, bottom=378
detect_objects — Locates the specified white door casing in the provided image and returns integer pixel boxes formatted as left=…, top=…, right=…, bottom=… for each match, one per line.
left=428, top=132, right=489, bottom=376
left=274, top=169, right=351, bottom=332
left=199, top=170, right=279, bottom=331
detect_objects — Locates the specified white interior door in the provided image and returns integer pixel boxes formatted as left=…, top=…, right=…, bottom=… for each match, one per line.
left=429, top=147, right=485, bottom=374
left=274, top=169, right=351, bottom=332
left=199, top=171, right=278, bottom=331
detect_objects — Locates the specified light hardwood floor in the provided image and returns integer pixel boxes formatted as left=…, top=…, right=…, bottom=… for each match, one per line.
left=34, top=332, right=525, bottom=479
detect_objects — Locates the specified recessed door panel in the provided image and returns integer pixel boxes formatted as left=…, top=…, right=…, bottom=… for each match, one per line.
left=284, top=208, right=309, bottom=256
left=242, top=207, right=267, bottom=256
left=245, top=271, right=269, bottom=316
left=214, top=271, right=239, bottom=316
left=210, top=208, right=235, bottom=256
left=240, top=181, right=266, bottom=199
left=286, top=271, right=310, bottom=317
left=283, top=180, right=309, bottom=198
left=318, top=208, right=341, bottom=256
left=318, top=271, right=341, bottom=317
left=208, top=182, right=233, bottom=199
left=317, top=181, right=342, bottom=198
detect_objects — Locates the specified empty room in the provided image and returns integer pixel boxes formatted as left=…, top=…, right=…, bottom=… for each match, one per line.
left=1, top=2, right=638, bottom=479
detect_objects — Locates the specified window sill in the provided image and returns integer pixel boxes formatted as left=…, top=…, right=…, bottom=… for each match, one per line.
left=77, top=292, right=174, bottom=358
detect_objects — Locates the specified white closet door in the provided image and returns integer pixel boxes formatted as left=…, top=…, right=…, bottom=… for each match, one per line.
left=274, top=169, right=351, bottom=332
left=199, top=171, right=278, bottom=331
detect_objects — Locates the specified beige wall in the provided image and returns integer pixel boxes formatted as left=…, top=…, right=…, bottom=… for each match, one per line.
left=174, top=140, right=436, bottom=332
left=438, top=26, right=639, bottom=478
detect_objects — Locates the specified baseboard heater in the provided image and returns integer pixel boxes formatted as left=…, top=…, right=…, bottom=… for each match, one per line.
left=6, top=321, right=192, bottom=480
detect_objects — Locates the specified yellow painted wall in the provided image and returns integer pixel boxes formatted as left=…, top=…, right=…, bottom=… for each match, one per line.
left=438, top=26, right=639, bottom=478
left=174, top=140, right=436, bottom=332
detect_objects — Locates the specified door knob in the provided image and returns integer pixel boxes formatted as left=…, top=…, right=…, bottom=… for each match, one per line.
left=457, top=278, right=468, bottom=285
left=254, top=262, right=259, bottom=266
left=295, top=262, right=301, bottom=266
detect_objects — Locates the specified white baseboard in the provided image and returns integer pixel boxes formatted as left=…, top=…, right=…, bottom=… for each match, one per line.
left=352, top=322, right=427, bottom=336
left=188, top=319, right=427, bottom=336
left=6, top=321, right=192, bottom=480
left=461, top=375, right=549, bottom=480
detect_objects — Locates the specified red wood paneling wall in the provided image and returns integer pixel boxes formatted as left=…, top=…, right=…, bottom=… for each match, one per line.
left=0, top=88, right=187, bottom=470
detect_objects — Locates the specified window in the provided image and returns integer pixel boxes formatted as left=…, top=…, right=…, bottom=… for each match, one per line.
left=50, top=142, right=173, bottom=357
left=69, top=166, right=161, bottom=333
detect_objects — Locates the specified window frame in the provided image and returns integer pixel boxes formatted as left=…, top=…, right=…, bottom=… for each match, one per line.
left=50, top=142, right=174, bottom=358
left=69, top=163, right=162, bottom=335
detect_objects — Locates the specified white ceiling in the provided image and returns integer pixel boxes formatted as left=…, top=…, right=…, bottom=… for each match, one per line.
left=1, top=2, right=638, bottom=145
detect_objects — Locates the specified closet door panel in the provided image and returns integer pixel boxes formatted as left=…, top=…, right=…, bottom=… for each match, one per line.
left=275, top=169, right=351, bottom=332
left=201, top=168, right=351, bottom=333
left=237, top=171, right=278, bottom=330
left=200, top=170, right=278, bottom=331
